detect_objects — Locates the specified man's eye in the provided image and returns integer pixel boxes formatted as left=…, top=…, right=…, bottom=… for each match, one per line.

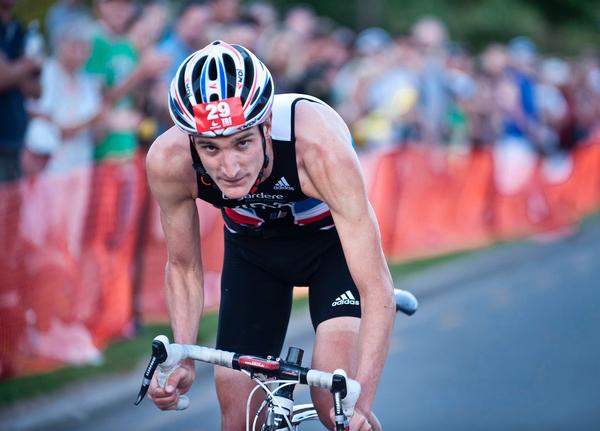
left=202, top=145, right=217, bottom=153
left=238, top=140, right=250, bottom=149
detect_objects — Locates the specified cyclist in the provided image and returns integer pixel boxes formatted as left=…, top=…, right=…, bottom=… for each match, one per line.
left=146, top=40, right=396, bottom=431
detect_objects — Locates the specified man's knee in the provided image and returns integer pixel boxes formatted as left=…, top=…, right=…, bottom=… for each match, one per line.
left=310, top=386, right=333, bottom=428
left=215, top=366, right=264, bottom=430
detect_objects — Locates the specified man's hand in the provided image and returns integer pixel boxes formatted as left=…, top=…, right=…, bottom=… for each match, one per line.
left=330, top=407, right=382, bottom=431
left=148, top=360, right=196, bottom=410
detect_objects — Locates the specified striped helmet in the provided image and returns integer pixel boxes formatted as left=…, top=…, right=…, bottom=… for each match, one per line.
left=168, top=40, right=274, bottom=137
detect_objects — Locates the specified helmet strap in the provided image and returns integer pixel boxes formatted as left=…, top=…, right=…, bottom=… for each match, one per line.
left=249, top=124, right=269, bottom=193
left=188, top=135, right=214, bottom=187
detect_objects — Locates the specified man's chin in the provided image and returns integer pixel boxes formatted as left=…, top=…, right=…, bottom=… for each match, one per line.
left=219, top=184, right=252, bottom=200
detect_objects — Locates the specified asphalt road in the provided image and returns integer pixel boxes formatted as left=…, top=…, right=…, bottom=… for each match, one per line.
left=4, top=217, right=600, bottom=431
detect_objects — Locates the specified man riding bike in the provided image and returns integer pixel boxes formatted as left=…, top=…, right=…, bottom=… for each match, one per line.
left=146, top=40, right=396, bottom=431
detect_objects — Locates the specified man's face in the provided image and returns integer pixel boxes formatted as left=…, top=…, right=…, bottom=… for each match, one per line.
left=178, top=5, right=212, bottom=51
left=192, top=125, right=268, bottom=199
left=96, top=0, right=135, bottom=35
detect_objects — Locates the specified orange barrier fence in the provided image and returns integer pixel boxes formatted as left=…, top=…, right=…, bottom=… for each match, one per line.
left=1, top=136, right=600, bottom=379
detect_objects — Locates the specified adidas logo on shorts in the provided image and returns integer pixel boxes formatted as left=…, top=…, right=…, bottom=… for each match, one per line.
left=332, top=290, right=360, bottom=307
left=273, top=176, right=295, bottom=191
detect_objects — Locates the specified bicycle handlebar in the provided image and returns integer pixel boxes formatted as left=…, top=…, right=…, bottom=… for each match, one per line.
left=394, top=288, right=418, bottom=316
left=135, top=288, right=418, bottom=424
left=135, top=335, right=362, bottom=417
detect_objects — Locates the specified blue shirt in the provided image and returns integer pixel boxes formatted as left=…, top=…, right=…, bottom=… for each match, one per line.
left=0, top=19, right=28, bottom=153
left=157, top=32, right=191, bottom=85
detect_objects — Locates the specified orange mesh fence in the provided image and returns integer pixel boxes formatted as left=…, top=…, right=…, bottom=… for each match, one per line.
left=137, top=198, right=224, bottom=322
left=1, top=137, right=600, bottom=379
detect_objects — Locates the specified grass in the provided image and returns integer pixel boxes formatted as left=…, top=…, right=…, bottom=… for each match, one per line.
left=388, top=249, right=478, bottom=280
left=0, top=249, right=475, bottom=406
left=0, top=314, right=219, bottom=405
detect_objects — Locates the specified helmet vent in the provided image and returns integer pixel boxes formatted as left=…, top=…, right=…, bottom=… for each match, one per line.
left=235, top=46, right=254, bottom=103
left=222, top=54, right=236, bottom=97
left=191, top=55, right=208, bottom=103
left=208, top=59, right=218, bottom=80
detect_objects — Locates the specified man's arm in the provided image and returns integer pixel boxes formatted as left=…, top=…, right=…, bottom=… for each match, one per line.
left=105, top=49, right=169, bottom=106
left=0, top=54, right=40, bottom=94
left=146, top=127, right=203, bottom=346
left=146, top=128, right=203, bottom=409
left=296, top=101, right=396, bottom=415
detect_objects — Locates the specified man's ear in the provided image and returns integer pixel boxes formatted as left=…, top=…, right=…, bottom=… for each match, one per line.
left=262, top=113, right=273, bottom=136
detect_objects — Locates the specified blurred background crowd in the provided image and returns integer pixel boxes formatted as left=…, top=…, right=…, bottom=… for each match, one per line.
left=2, top=0, right=600, bottom=380
left=2, top=0, right=600, bottom=185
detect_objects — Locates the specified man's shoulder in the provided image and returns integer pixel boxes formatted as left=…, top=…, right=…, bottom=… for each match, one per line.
left=146, top=127, right=193, bottom=181
left=290, top=96, right=347, bottom=141
left=292, top=95, right=353, bottom=165
left=271, top=93, right=331, bottom=142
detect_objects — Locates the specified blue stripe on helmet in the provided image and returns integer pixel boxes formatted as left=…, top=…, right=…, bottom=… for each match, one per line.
left=218, top=57, right=226, bottom=99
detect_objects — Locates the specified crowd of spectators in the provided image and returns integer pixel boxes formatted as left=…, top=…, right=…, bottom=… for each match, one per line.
left=2, top=0, right=600, bottom=185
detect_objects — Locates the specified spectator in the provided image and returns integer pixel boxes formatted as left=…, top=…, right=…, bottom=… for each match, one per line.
left=156, top=0, right=212, bottom=85
left=84, top=0, right=166, bottom=251
left=332, top=26, right=395, bottom=143
left=503, top=36, right=541, bottom=152
left=24, top=19, right=103, bottom=175
left=259, top=29, right=302, bottom=94
left=412, top=17, right=451, bottom=146
left=45, top=0, right=91, bottom=53
left=245, top=0, right=278, bottom=47
left=209, top=0, right=240, bottom=25
left=0, top=0, right=41, bottom=182
left=284, top=4, right=317, bottom=39
left=218, top=15, right=261, bottom=51
left=127, top=1, right=171, bottom=144
left=86, top=0, right=168, bottom=161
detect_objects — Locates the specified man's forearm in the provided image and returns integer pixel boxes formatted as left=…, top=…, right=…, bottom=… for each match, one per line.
left=164, top=262, right=204, bottom=345
left=355, top=287, right=396, bottom=411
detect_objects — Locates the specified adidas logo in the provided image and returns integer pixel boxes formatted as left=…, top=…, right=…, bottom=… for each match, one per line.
left=332, top=290, right=360, bottom=307
left=273, top=176, right=294, bottom=191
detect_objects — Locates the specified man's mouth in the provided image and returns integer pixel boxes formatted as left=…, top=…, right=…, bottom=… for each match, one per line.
left=221, top=176, right=246, bottom=186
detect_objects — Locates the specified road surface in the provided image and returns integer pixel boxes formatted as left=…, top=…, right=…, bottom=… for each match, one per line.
left=4, top=217, right=600, bottom=431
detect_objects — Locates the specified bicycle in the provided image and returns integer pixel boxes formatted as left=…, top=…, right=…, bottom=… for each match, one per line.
left=135, top=288, right=418, bottom=430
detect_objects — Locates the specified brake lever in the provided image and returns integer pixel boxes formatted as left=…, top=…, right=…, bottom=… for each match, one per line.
left=134, top=338, right=168, bottom=405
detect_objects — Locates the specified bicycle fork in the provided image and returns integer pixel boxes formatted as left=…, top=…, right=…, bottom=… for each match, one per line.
left=263, top=395, right=294, bottom=430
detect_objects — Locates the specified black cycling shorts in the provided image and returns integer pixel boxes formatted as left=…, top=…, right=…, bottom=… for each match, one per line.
left=215, top=227, right=361, bottom=357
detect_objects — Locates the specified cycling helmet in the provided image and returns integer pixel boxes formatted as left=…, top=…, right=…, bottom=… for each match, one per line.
left=169, top=40, right=274, bottom=137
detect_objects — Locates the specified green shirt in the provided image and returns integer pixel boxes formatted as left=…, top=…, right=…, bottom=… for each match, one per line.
left=86, top=31, right=139, bottom=161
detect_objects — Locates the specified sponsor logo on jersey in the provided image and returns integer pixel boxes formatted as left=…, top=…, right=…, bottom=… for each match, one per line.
left=273, top=176, right=295, bottom=191
left=223, top=192, right=285, bottom=201
left=332, top=290, right=360, bottom=307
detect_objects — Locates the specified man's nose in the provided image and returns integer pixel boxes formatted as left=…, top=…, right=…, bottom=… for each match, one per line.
left=221, top=152, right=240, bottom=177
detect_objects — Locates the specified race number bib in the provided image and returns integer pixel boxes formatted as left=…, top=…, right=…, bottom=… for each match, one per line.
left=193, top=97, right=246, bottom=133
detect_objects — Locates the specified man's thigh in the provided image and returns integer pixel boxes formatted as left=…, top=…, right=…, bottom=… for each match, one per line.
left=217, top=239, right=294, bottom=357
left=215, top=365, right=266, bottom=430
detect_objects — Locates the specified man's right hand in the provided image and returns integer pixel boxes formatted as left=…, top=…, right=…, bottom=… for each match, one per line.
left=148, top=359, right=196, bottom=410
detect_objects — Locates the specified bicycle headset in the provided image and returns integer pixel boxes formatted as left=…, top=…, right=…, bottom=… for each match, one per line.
left=168, top=40, right=275, bottom=192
